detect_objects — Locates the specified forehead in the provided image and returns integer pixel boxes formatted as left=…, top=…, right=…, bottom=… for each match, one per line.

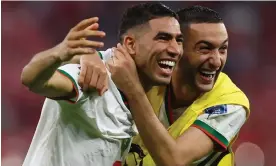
left=147, top=17, right=181, bottom=35
left=188, top=23, right=228, bottom=43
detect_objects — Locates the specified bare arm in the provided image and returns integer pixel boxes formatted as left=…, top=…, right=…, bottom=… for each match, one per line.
left=126, top=92, right=213, bottom=166
left=21, top=17, right=105, bottom=98
left=21, top=46, right=74, bottom=98
left=127, top=91, right=247, bottom=165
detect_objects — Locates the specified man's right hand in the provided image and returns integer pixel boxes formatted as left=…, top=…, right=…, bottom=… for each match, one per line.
left=20, top=17, right=106, bottom=98
left=54, top=17, right=106, bottom=62
left=78, top=53, right=108, bottom=96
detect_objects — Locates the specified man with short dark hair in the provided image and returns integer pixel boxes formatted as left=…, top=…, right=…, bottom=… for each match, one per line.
left=21, top=2, right=183, bottom=166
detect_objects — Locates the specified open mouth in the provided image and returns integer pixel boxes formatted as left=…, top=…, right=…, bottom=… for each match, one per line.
left=158, top=60, right=176, bottom=75
left=199, top=70, right=216, bottom=81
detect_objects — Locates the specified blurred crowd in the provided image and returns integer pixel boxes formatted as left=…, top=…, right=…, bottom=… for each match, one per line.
left=2, top=1, right=276, bottom=166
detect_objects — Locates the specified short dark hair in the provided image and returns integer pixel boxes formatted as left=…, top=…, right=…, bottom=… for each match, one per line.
left=118, top=2, right=178, bottom=42
left=177, top=5, right=223, bottom=27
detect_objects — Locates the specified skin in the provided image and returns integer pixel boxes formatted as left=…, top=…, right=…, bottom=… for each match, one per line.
left=122, top=16, right=184, bottom=91
left=171, top=23, right=228, bottom=109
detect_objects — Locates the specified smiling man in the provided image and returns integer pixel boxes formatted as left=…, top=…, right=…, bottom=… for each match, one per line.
left=20, top=2, right=183, bottom=166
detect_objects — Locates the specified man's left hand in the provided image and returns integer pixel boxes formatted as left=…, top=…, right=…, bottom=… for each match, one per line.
left=106, top=43, right=144, bottom=97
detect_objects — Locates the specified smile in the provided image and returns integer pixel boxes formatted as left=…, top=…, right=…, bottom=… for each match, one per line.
left=199, top=70, right=216, bottom=82
left=158, top=60, right=175, bottom=69
left=157, top=60, right=176, bottom=75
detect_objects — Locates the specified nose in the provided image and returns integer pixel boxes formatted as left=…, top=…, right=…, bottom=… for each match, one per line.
left=167, top=39, right=182, bottom=58
left=208, top=50, right=221, bottom=70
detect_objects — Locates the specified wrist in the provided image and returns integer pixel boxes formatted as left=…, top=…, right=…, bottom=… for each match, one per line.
left=124, top=84, right=146, bottom=100
left=49, top=44, right=64, bottom=63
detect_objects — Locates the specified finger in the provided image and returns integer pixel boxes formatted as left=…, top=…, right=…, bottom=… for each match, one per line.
left=79, top=23, right=100, bottom=41
left=71, top=17, right=99, bottom=32
left=78, top=64, right=87, bottom=89
left=112, top=54, right=120, bottom=64
left=83, top=65, right=93, bottom=92
left=99, top=85, right=108, bottom=96
left=67, top=47, right=96, bottom=57
left=113, top=48, right=123, bottom=61
left=68, top=30, right=106, bottom=40
left=67, top=40, right=104, bottom=48
left=88, top=69, right=99, bottom=91
left=105, top=61, right=111, bottom=72
left=96, top=72, right=108, bottom=94
left=67, top=47, right=96, bottom=56
left=86, top=23, right=99, bottom=30
left=117, top=43, right=131, bottom=60
left=101, top=76, right=109, bottom=96
left=106, top=60, right=114, bottom=74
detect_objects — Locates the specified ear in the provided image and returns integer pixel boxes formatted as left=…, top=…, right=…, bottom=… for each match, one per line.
left=122, top=35, right=136, bottom=55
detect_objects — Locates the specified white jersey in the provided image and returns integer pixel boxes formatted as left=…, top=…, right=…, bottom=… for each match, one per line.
left=23, top=50, right=137, bottom=166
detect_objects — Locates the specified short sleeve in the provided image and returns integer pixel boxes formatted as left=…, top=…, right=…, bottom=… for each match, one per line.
left=56, top=64, right=84, bottom=103
left=192, top=104, right=247, bottom=150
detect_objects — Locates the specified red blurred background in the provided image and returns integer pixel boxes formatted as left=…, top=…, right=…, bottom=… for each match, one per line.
left=2, top=1, right=276, bottom=166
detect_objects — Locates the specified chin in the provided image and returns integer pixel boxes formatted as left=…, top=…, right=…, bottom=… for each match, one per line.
left=153, top=76, right=171, bottom=86
left=196, top=82, right=214, bottom=93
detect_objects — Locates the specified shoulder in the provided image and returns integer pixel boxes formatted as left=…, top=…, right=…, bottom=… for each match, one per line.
left=58, top=64, right=81, bottom=72
left=98, top=48, right=114, bottom=61
left=193, top=104, right=247, bottom=150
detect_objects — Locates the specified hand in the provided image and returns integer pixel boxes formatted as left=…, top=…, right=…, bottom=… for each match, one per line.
left=78, top=53, right=108, bottom=96
left=107, top=43, right=144, bottom=97
left=54, top=17, right=106, bottom=62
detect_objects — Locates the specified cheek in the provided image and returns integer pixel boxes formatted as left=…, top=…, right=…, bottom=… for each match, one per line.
left=183, top=54, right=201, bottom=67
left=222, top=55, right=227, bottom=64
left=134, top=45, right=147, bottom=66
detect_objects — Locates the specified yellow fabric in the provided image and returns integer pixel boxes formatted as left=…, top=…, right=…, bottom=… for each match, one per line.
left=218, top=153, right=233, bottom=166
left=125, top=72, right=250, bottom=166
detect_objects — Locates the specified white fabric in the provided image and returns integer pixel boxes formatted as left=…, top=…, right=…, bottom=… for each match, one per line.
left=23, top=62, right=137, bottom=166
left=99, top=48, right=114, bottom=62
left=196, top=104, right=247, bottom=143
left=159, top=104, right=246, bottom=144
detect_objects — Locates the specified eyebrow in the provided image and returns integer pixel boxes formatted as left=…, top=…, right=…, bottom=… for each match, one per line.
left=195, top=39, right=229, bottom=47
left=154, top=31, right=184, bottom=40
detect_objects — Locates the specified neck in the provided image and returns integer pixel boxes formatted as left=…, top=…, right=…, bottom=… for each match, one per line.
left=138, top=71, right=152, bottom=93
left=170, top=67, right=202, bottom=109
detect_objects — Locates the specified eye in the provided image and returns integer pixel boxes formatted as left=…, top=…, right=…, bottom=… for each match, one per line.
left=199, top=46, right=211, bottom=54
left=220, top=45, right=228, bottom=50
left=219, top=45, right=228, bottom=54
left=200, top=46, right=210, bottom=50
left=176, top=38, right=184, bottom=43
left=158, top=35, right=169, bottom=41
left=200, top=46, right=211, bottom=51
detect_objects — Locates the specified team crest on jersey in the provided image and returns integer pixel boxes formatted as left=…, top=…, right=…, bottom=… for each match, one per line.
left=205, top=105, right=227, bottom=118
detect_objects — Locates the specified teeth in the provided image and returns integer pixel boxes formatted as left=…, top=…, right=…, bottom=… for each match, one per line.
left=201, top=71, right=216, bottom=75
left=159, top=61, right=175, bottom=67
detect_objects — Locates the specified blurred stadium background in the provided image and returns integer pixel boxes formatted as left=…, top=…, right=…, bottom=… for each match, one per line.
left=1, top=1, right=276, bottom=166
